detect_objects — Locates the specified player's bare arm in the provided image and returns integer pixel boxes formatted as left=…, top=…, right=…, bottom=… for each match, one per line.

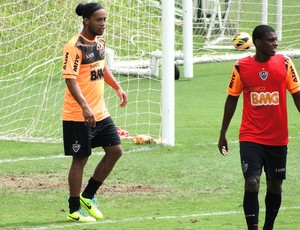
left=218, top=95, right=239, bottom=156
left=104, top=66, right=128, bottom=107
left=65, top=78, right=96, bottom=127
left=292, top=91, right=300, bottom=112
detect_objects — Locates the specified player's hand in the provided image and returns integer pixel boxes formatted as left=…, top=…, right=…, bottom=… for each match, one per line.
left=218, top=135, right=228, bottom=156
left=117, top=89, right=127, bottom=107
left=82, top=105, right=96, bottom=127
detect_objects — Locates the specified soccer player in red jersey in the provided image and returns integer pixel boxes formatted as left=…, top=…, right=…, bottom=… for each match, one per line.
left=62, top=3, right=127, bottom=222
left=218, top=25, right=300, bottom=230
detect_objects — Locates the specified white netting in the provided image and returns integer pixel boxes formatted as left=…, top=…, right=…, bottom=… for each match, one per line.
left=177, top=0, right=300, bottom=60
left=1, top=0, right=300, bottom=143
left=0, top=0, right=162, bottom=143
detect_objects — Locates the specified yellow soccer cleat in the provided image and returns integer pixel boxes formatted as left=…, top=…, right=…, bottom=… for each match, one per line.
left=80, top=194, right=104, bottom=220
left=67, top=209, right=96, bottom=222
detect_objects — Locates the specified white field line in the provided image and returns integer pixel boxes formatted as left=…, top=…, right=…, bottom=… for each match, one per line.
left=0, top=146, right=157, bottom=164
left=1, top=136, right=300, bottom=164
left=0, top=139, right=225, bottom=164
left=18, top=206, right=300, bottom=230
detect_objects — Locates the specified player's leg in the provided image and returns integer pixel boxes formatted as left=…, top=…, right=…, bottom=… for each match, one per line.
left=81, top=145, right=122, bottom=199
left=82, top=117, right=122, bottom=198
left=63, top=121, right=95, bottom=221
left=93, top=145, right=123, bottom=181
left=68, top=156, right=88, bottom=197
left=263, top=179, right=283, bottom=230
left=243, top=176, right=260, bottom=230
left=240, top=142, right=264, bottom=230
left=67, top=156, right=97, bottom=222
left=80, top=117, right=122, bottom=219
left=263, top=145, right=287, bottom=230
left=80, top=146, right=122, bottom=220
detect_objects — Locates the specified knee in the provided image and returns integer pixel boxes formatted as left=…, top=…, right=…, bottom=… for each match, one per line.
left=114, top=150, right=123, bottom=160
left=267, top=180, right=283, bottom=194
left=245, top=176, right=260, bottom=192
left=105, top=148, right=123, bottom=162
left=72, top=156, right=88, bottom=168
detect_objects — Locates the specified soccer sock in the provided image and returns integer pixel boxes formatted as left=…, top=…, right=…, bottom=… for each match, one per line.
left=82, top=177, right=103, bottom=199
left=68, top=196, right=80, bottom=214
left=243, top=191, right=259, bottom=230
left=263, top=192, right=281, bottom=230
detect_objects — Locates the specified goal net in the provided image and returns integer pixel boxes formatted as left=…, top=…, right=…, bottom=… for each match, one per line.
left=0, top=0, right=163, bottom=143
left=1, top=0, right=300, bottom=143
left=184, top=0, right=300, bottom=62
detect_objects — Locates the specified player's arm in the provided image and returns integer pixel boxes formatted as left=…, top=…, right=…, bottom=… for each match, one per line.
left=285, top=57, right=300, bottom=113
left=292, top=91, right=300, bottom=113
left=218, top=63, right=242, bottom=156
left=65, top=79, right=96, bottom=127
left=104, top=66, right=128, bottom=107
left=218, top=95, right=239, bottom=156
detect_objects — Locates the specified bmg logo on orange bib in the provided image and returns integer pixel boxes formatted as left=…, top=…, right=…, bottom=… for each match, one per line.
left=250, top=91, right=279, bottom=106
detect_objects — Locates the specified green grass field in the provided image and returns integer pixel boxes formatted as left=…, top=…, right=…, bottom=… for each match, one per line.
left=1, top=60, right=300, bottom=230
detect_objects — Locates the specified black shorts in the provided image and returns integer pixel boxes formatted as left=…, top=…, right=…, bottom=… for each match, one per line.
left=240, top=142, right=287, bottom=180
left=63, top=117, right=121, bottom=158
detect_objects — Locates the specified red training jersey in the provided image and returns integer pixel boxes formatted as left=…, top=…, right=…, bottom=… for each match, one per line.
left=227, top=54, right=300, bottom=146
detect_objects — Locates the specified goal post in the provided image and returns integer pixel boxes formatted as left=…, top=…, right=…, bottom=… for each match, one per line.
left=161, top=0, right=175, bottom=146
left=182, top=0, right=194, bottom=79
left=275, top=0, right=282, bottom=41
left=261, top=0, right=282, bottom=41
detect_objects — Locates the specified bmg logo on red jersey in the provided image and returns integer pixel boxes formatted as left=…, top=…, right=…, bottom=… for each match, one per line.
left=250, top=91, right=279, bottom=106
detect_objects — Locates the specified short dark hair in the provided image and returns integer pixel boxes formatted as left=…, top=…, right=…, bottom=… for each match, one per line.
left=75, top=3, right=104, bottom=19
left=252, top=25, right=275, bottom=41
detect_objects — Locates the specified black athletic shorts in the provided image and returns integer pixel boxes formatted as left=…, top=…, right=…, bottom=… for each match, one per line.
left=240, top=141, right=287, bottom=180
left=63, top=117, right=121, bottom=158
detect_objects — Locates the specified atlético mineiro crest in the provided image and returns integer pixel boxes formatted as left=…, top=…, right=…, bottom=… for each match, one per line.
left=95, top=36, right=105, bottom=51
left=259, top=69, right=268, bottom=81
left=72, top=141, right=81, bottom=153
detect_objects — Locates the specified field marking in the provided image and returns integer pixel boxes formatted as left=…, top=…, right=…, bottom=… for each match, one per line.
left=2, top=136, right=300, bottom=164
left=0, top=154, right=66, bottom=163
left=18, top=206, right=300, bottom=230
left=0, top=146, right=157, bottom=164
